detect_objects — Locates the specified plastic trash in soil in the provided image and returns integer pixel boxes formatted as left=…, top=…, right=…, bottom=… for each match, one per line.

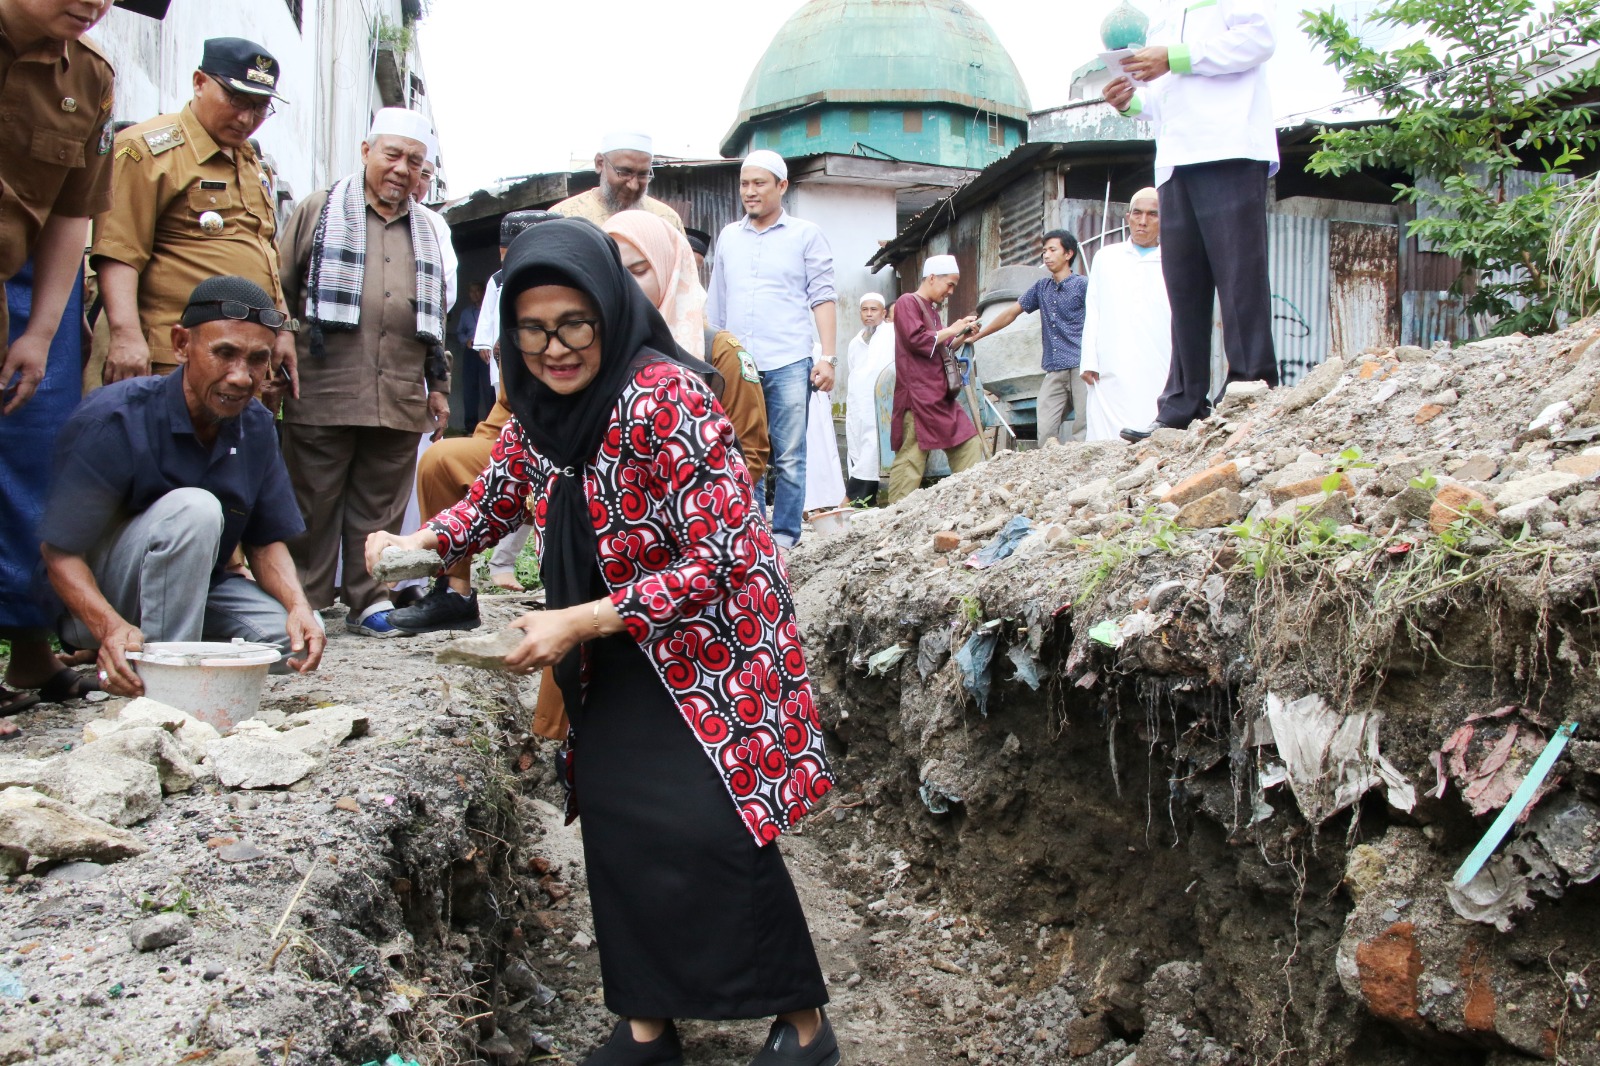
left=0, top=965, right=23, bottom=999
left=954, top=620, right=1002, bottom=714
left=866, top=643, right=909, bottom=677
left=1007, top=642, right=1042, bottom=691
left=919, top=780, right=962, bottom=815
left=1262, top=692, right=1415, bottom=826
left=1437, top=706, right=1565, bottom=817
left=965, top=515, right=1032, bottom=569
left=1447, top=854, right=1536, bottom=932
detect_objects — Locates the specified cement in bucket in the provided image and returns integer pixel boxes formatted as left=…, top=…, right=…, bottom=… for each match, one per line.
left=127, top=640, right=281, bottom=730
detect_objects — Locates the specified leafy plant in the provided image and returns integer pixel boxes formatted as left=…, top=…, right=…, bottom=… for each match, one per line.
left=1409, top=469, right=1440, bottom=492
left=958, top=593, right=983, bottom=624
left=1301, top=0, right=1600, bottom=335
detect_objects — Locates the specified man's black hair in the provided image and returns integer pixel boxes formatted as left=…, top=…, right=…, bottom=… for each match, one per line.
left=1042, top=229, right=1079, bottom=262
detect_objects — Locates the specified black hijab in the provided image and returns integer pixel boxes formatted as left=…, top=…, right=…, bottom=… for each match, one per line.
left=496, top=218, right=682, bottom=702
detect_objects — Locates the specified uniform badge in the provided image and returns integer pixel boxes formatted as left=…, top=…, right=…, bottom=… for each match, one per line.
left=199, top=211, right=224, bottom=235
left=143, top=124, right=185, bottom=156
left=116, top=144, right=143, bottom=163
left=246, top=56, right=276, bottom=87
left=98, top=124, right=113, bottom=155
left=60, top=97, right=77, bottom=113
left=737, top=348, right=760, bottom=383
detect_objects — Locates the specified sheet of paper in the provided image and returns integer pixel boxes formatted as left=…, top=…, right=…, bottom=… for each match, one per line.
left=1098, top=48, right=1136, bottom=75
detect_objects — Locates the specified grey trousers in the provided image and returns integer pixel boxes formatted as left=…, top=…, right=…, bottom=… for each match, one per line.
left=490, top=522, right=530, bottom=576
left=1037, top=368, right=1088, bottom=443
left=60, top=488, right=295, bottom=655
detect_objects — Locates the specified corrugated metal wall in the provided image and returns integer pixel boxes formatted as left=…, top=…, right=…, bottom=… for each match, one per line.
left=649, top=167, right=744, bottom=246
left=997, top=174, right=1047, bottom=266
left=1267, top=214, right=1330, bottom=386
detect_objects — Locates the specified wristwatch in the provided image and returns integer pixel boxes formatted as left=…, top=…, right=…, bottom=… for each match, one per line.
left=281, top=316, right=302, bottom=335
left=822, top=356, right=838, bottom=367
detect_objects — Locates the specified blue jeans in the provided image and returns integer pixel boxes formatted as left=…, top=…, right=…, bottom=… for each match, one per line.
left=759, top=358, right=812, bottom=547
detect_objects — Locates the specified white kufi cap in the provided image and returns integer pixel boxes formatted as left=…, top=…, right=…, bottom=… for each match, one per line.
left=368, top=107, right=437, bottom=159
left=860, top=292, right=886, bottom=307
left=922, top=254, right=959, bottom=277
left=742, top=149, right=788, bottom=181
left=600, top=130, right=653, bottom=155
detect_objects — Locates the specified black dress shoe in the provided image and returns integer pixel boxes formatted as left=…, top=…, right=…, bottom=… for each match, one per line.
left=1120, top=420, right=1178, bottom=442
left=387, top=576, right=480, bottom=634
left=749, top=1010, right=840, bottom=1066
left=581, top=1019, right=684, bottom=1066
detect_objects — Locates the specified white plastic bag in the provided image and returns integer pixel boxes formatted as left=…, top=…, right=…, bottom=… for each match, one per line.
left=804, top=391, right=847, bottom=512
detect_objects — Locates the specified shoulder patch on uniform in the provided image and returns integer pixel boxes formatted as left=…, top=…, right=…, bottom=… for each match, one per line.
left=142, top=124, right=185, bottom=156
left=116, top=143, right=143, bottom=163
left=98, top=123, right=113, bottom=155
left=737, top=347, right=760, bottom=384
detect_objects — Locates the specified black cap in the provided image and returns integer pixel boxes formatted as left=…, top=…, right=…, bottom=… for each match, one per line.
left=501, top=210, right=558, bottom=248
left=199, top=38, right=286, bottom=102
left=115, top=0, right=173, bottom=18
left=181, top=276, right=277, bottom=328
left=684, top=228, right=711, bottom=257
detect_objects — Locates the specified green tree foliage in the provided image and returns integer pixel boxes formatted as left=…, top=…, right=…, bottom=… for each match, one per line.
left=1301, top=0, right=1600, bottom=335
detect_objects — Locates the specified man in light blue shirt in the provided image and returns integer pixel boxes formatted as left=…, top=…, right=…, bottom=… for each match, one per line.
left=706, top=150, right=837, bottom=548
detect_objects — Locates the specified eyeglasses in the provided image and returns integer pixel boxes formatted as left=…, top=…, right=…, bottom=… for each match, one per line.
left=208, top=75, right=276, bottom=118
left=193, top=300, right=288, bottom=329
left=512, top=319, right=598, bottom=355
left=605, top=159, right=653, bottom=183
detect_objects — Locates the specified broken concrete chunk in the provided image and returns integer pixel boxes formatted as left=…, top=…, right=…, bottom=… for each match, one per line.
left=129, top=912, right=192, bottom=952
left=42, top=750, right=163, bottom=827
left=80, top=727, right=197, bottom=794
left=1553, top=453, right=1600, bottom=479
left=1497, top=495, right=1557, bottom=532
left=0, top=787, right=148, bottom=869
left=1175, top=487, right=1244, bottom=529
left=95, top=697, right=224, bottom=763
left=1271, top=491, right=1353, bottom=526
left=276, top=705, right=371, bottom=759
left=436, top=628, right=527, bottom=671
left=1279, top=356, right=1344, bottom=413
left=372, top=546, right=444, bottom=583
left=205, top=734, right=317, bottom=789
left=1493, top=470, right=1581, bottom=508
left=1066, top=476, right=1113, bottom=509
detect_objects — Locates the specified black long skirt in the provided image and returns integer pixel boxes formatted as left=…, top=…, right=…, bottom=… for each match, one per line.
left=569, top=630, right=829, bottom=1020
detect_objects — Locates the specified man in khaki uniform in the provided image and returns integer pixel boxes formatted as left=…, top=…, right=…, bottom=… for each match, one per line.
left=278, top=107, right=450, bottom=637
left=550, top=130, right=684, bottom=234
left=93, top=37, right=293, bottom=384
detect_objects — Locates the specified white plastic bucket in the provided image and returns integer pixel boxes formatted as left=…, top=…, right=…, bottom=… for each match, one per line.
left=808, top=507, right=858, bottom=536
left=126, top=640, right=282, bottom=730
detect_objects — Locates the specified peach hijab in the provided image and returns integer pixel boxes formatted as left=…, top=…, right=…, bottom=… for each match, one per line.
left=602, top=209, right=707, bottom=358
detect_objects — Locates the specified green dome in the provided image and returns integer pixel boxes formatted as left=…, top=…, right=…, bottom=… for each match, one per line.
left=1100, top=0, right=1149, bottom=50
left=721, top=0, right=1031, bottom=157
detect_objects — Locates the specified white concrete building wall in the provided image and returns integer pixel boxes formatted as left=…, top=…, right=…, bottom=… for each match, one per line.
left=90, top=0, right=437, bottom=207
left=789, top=181, right=899, bottom=398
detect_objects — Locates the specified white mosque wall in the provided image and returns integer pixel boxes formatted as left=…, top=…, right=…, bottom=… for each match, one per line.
left=90, top=0, right=438, bottom=211
left=789, top=182, right=899, bottom=400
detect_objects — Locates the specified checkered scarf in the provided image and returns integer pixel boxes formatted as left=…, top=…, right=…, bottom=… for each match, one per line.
left=305, top=173, right=445, bottom=356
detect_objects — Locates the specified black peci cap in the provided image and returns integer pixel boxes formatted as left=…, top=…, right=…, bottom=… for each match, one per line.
left=181, top=276, right=278, bottom=328
left=199, top=38, right=286, bottom=102
left=501, top=210, right=558, bottom=248
left=684, top=228, right=711, bottom=258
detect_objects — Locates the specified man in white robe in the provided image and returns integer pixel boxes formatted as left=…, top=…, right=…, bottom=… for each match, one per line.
left=1081, top=188, right=1170, bottom=442
left=844, top=293, right=896, bottom=504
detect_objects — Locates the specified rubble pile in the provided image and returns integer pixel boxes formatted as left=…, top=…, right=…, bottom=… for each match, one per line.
left=789, top=319, right=1600, bottom=1064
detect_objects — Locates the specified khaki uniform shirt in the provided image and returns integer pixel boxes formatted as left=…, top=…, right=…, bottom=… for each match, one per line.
left=0, top=22, right=114, bottom=336
left=279, top=187, right=443, bottom=435
left=707, top=329, right=769, bottom=484
left=91, top=103, right=282, bottom=369
left=550, top=188, right=684, bottom=233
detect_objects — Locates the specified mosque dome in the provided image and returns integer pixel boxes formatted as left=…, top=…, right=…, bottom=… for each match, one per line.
left=720, top=0, right=1032, bottom=163
left=1100, top=0, right=1150, bottom=51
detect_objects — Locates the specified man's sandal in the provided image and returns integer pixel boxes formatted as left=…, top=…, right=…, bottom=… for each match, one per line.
left=36, top=668, right=100, bottom=704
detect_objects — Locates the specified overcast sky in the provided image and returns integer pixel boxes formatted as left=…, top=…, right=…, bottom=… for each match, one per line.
left=417, top=0, right=1360, bottom=197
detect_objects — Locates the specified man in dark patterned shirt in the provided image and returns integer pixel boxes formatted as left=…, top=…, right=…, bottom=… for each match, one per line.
left=970, top=230, right=1089, bottom=443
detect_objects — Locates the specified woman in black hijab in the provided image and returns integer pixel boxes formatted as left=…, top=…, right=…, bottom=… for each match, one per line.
left=366, top=218, right=840, bottom=1066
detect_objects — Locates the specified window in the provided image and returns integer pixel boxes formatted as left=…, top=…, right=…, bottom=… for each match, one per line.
left=849, top=110, right=870, bottom=134
left=806, top=114, right=821, bottom=138
left=283, top=0, right=302, bottom=28
left=988, top=113, right=1003, bottom=146
left=903, top=110, right=923, bottom=134
left=949, top=112, right=965, bottom=139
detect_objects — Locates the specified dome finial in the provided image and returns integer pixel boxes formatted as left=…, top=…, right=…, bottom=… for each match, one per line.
left=1101, top=0, right=1149, bottom=51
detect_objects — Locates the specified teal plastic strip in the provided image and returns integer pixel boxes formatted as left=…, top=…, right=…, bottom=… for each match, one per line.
left=1452, top=721, right=1577, bottom=888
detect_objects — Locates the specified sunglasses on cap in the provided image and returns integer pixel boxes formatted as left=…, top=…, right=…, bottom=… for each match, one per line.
left=184, top=300, right=289, bottom=330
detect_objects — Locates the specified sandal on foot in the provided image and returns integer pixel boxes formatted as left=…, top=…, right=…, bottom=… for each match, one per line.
left=36, top=667, right=99, bottom=704
left=580, top=1019, right=684, bottom=1066
left=0, top=686, right=38, bottom=719
left=749, top=1010, right=840, bottom=1066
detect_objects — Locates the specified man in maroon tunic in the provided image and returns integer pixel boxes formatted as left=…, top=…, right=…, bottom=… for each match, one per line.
left=888, top=255, right=984, bottom=503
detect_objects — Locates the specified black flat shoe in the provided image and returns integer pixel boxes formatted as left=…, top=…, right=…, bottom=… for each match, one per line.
left=580, top=1019, right=684, bottom=1066
left=1120, top=420, right=1179, bottom=443
left=749, top=1010, right=840, bottom=1066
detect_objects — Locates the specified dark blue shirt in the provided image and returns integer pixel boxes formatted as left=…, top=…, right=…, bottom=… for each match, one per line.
left=39, top=369, right=304, bottom=577
left=1019, top=273, right=1089, bottom=371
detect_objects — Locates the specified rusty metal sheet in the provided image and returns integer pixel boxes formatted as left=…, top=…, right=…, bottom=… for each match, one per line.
left=1329, top=220, right=1399, bottom=357
left=997, top=173, right=1047, bottom=266
left=1400, top=291, right=1469, bottom=348
left=1267, top=213, right=1330, bottom=386
left=1055, top=197, right=1127, bottom=269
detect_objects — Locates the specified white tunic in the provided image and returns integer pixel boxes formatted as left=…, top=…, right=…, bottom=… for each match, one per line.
left=844, top=323, right=896, bottom=480
left=475, top=273, right=502, bottom=388
left=1080, top=242, right=1171, bottom=442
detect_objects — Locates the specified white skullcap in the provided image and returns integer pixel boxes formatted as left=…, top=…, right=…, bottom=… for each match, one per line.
left=368, top=107, right=434, bottom=151
left=860, top=292, right=886, bottom=307
left=923, top=254, right=959, bottom=277
left=600, top=131, right=653, bottom=155
left=742, top=149, right=788, bottom=181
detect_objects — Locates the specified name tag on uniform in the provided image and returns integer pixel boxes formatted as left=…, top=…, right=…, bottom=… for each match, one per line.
left=200, top=180, right=227, bottom=190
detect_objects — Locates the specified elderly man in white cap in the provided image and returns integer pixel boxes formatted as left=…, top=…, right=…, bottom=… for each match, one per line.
left=277, top=106, right=451, bottom=636
left=1081, top=188, right=1170, bottom=440
left=845, top=291, right=895, bottom=504
left=705, top=150, right=837, bottom=547
left=551, top=131, right=684, bottom=232
left=887, top=256, right=982, bottom=504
